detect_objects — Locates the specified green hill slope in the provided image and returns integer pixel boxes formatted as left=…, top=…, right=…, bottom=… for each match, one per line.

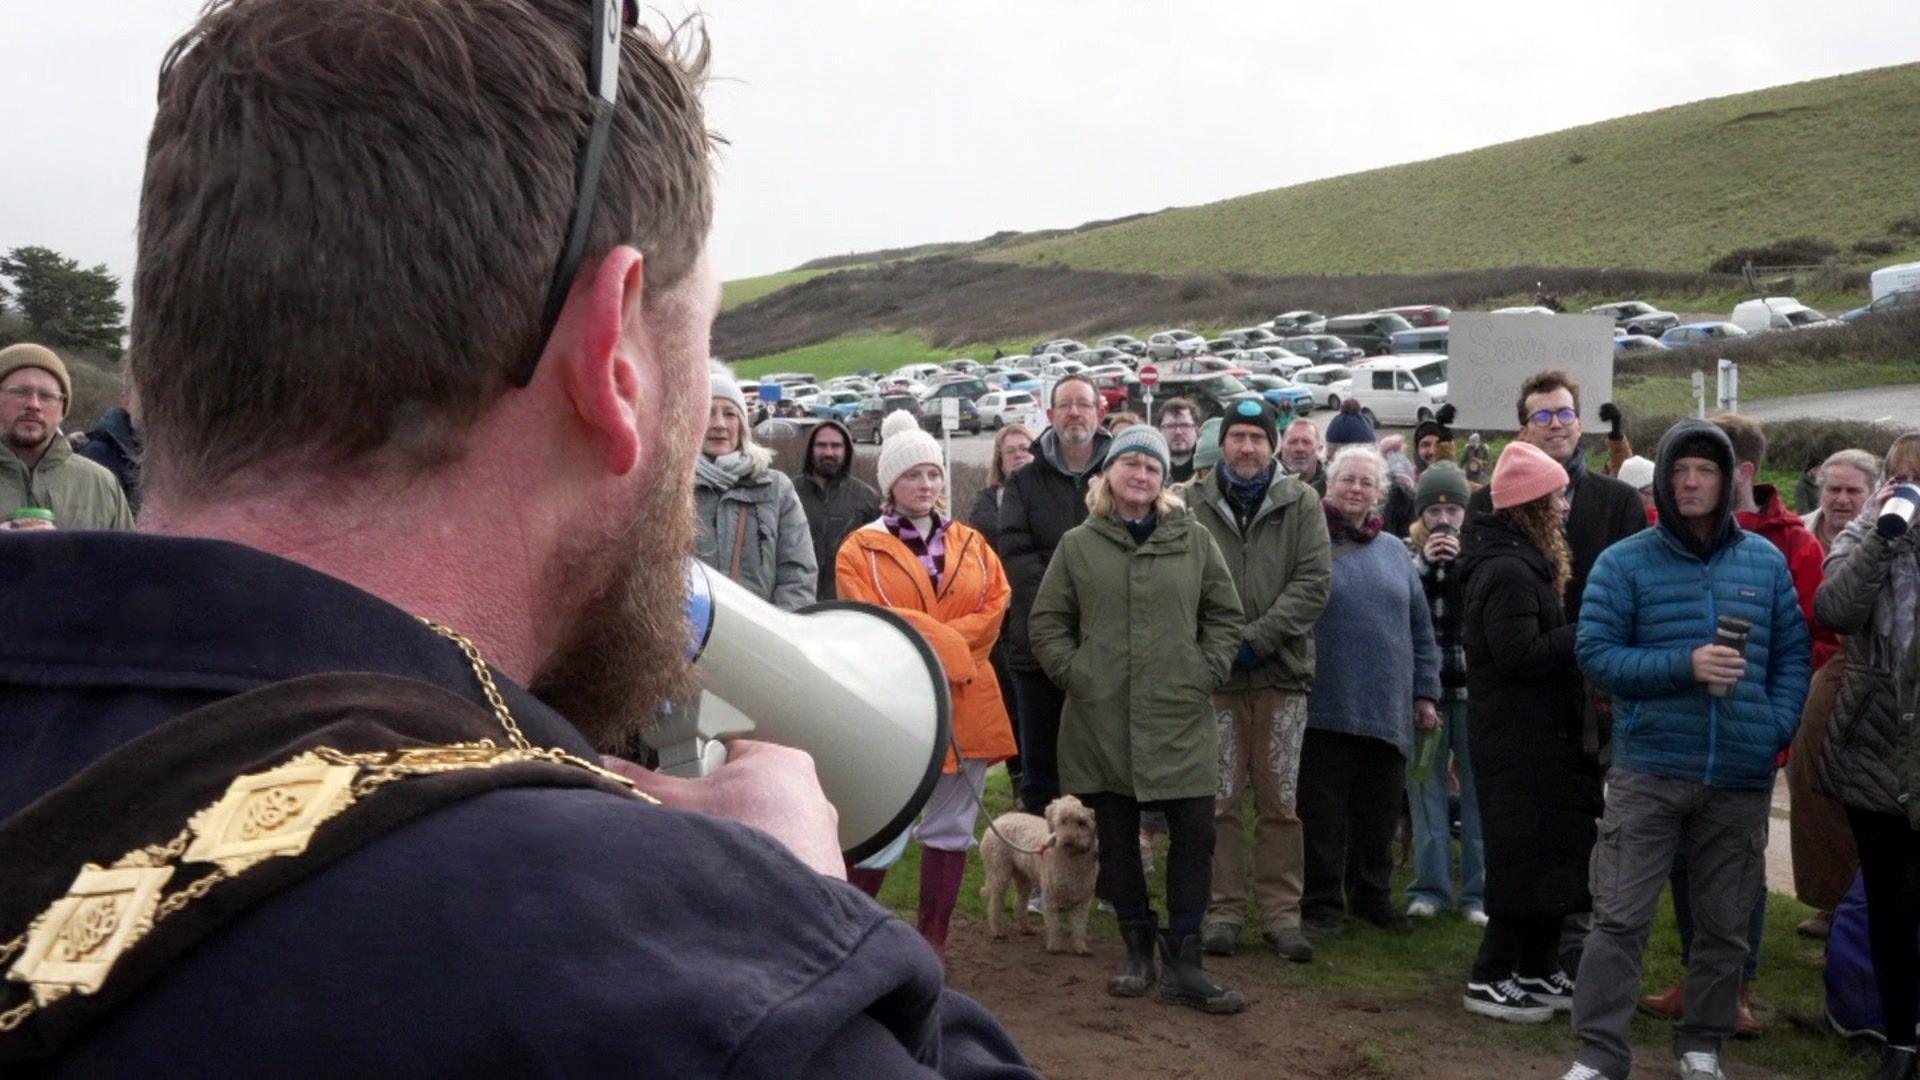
left=990, top=63, right=1920, bottom=276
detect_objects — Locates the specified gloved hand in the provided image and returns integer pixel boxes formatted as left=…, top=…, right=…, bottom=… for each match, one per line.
left=1599, top=402, right=1623, bottom=439
left=1233, top=641, right=1262, bottom=671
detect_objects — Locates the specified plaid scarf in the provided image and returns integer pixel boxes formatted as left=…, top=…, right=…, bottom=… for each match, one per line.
left=884, top=510, right=948, bottom=589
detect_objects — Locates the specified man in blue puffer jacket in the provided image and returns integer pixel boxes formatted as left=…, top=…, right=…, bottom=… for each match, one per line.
left=1559, top=419, right=1812, bottom=1080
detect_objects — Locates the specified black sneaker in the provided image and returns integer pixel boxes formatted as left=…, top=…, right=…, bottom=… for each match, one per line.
left=1301, top=915, right=1344, bottom=940
left=1463, top=979, right=1554, bottom=1024
left=1514, top=971, right=1575, bottom=1012
left=1363, top=909, right=1413, bottom=934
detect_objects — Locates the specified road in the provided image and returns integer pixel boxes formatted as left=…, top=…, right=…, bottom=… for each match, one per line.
left=1740, top=383, right=1920, bottom=426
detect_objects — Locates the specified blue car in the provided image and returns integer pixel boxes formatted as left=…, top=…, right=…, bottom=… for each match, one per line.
left=1243, top=375, right=1315, bottom=414
left=1659, top=322, right=1747, bottom=348
left=1841, top=288, right=1920, bottom=322
left=809, top=390, right=866, bottom=421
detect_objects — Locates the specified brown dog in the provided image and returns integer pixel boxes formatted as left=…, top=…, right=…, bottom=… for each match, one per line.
left=979, top=795, right=1099, bottom=954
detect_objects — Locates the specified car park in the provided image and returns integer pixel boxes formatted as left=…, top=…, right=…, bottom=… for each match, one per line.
left=1234, top=346, right=1311, bottom=377
left=1587, top=300, right=1680, bottom=337
left=1376, top=305, right=1451, bottom=328
left=1146, top=329, right=1208, bottom=360
left=1265, top=310, right=1326, bottom=334
left=1224, top=327, right=1287, bottom=349
left=1242, top=374, right=1316, bottom=414
left=1045, top=359, right=1091, bottom=378
left=1203, top=337, right=1241, bottom=356
left=1388, top=327, right=1449, bottom=356
left=1613, top=333, right=1669, bottom=354
left=975, top=389, right=1044, bottom=430
left=848, top=394, right=923, bottom=444
left=1729, top=296, right=1839, bottom=334
left=892, top=362, right=946, bottom=383
left=1280, top=335, right=1364, bottom=366
left=1841, top=287, right=1920, bottom=321
left=762, top=371, right=816, bottom=386
left=941, top=358, right=984, bottom=373
left=1167, top=356, right=1249, bottom=378
left=810, top=389, right=867, bottom=421
left=1348, top=357, right=1448, bottom=427
left=1096, top=334, right=1149, bottom=357
left=1293, top=364, right=1354, bottom=409
left=1321, top=313, right=1414, bottom=355
left=1659, top=321, right=1749, bottom=348
left=1032, top=338, right=1087, bottom=356
left=1072, top=346, right=1136, bottom=368
left=1151, top=372, right=1264, bottom=421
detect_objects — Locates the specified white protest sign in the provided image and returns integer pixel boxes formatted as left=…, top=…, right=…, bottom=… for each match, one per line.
left=1445, top=312, right=1615, bottom=433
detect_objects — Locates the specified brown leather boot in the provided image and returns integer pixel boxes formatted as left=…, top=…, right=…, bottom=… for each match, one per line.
left=1735, top=982, right=1762, bottom=1038
left=1638, top=983, right=1684, bottom=1018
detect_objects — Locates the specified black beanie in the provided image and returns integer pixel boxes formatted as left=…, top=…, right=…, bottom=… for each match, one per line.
left=1218, top=398, right=1278, bottom=450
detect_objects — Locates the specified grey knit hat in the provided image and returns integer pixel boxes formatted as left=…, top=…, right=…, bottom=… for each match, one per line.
left=1104, top=424, right=1171, bottom=475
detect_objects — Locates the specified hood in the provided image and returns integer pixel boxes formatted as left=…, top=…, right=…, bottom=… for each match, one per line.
left=1035, top=425, right=1112, bottom=479
left=801, top=419, right=856, bottom=481
left=1651, top=418, right=1738, bottom=560
left=85, top=406, right=139, bottom=453
left=1456, top=509, right=1554, bottom=587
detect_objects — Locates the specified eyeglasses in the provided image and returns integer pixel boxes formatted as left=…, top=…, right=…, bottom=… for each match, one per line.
left=510, top=0, right=641, bottom=389
left=2, top=385, right=67, bottom=406
left=1159, top=422, right=1197, bottom=432
left=1528, top=407, right=1579, bottom=426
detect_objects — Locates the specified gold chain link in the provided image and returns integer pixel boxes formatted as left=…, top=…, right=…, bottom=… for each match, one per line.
left=420, top=620, right=532, bottom=751
left=0, top=998, right=33, bottom=1033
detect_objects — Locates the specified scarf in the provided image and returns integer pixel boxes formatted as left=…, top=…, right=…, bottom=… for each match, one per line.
left=884, top=510, right=948, bottom=589
left=695, top=451, right=760, bottom=493
left=1323, top=499, right=1384, bottom=545
left=1219, top=463, right=1273, bottom=535
left=1122, top=513, right=1158, bottom=547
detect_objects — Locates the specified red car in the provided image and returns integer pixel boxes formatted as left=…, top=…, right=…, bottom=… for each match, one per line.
left=1377, top=305, right=1451, bottom=329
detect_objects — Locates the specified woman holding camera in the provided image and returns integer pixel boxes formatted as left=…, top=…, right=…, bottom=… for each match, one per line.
left=1029, top=425, right=1246, bottom=1013
left=1814, top=433, right=1920, bottom=1079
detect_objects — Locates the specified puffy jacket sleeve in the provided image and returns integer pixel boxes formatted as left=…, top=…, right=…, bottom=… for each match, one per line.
left=967, top=486, right=1001, bottom=550
left=1765, top=556, right=1814, bottom=745
left=1027, top=533, right=1082, bottom=689
left=1195, top=529, right=1246, bottom=690
left=1815, top=520, right=1891, bottom=635
left=770, top=473, right=819, bottom=611
left=1242, top=498, right=1332, bottom=658
left=996, top=472, right=1044, bottom=601
left=1577, top=542, right=1695, bottom=697
left=1468, top=561, right=1577, bottom=681
left=1406, top=554, right=1441, bottom=702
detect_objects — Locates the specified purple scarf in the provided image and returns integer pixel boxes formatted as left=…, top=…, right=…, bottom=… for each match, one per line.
left=884, top=510, right=949, bottom=589
left=1322, top=499, right=1384, bottom=545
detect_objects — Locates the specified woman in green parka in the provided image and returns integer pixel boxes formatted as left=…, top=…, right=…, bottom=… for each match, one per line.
left=1029, top=425, right=1246, bottom=1014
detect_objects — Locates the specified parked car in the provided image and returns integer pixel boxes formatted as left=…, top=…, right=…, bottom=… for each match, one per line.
left=1146, top=329, right=1207, bottom=360
left=975, top=389, right=1044, bottom=430
left=917, top=395, right=981, bottom=435
left=1489, top=305, right=1557, bottom=316
left=892, top=362, right=945, bottom=383
left=1265, top=310, right=1326, bottom=334
left=920, top=375, right=989, bottom=404
left=1587, top=300, right=1680, bottom=337
left=1242, top=374, right=1316, bottom=414
left=1321, top=313, right=1414, bottom=356
left=1089, top=371, right=1139, bottom=413
left=1613, top=333, right=1669, bottom=355
left=1280, top=334, right=1364, bottom=365
left=1841, top=287, right=1920, bottom=322
left=762, top=371, right=817, bottom=387
left=1730, top=296, right=1839, bottom=334
left=1072, top=346, right=1136, bottom=368
left=1096, top=334, right=1149, bottom=357
left=1376, top=305, right=1452, bottom=329
left=1388, top=327, right=1449, bottom=356
left=825, top=376, right=875, bottom=393
left=810, top=389, right=867, bottom=421
left=1032, top=338, right=1087, bottom=356
left=1235, top=346, right=1311, bottom=377
left=1044, top=359, right=1091, bottom=378
left=1293, top=364, right=1354, bottom=410
left=1202, top=337, right=1240, bottom=356
left=1152, top=372, right=1264, bottom=421
left=1166, top=356, right=1249, bottom=378
left=1224, top=327, right=1287, bottom=349
left=847, top=394, right=923, bottom=443
left=941, top=358, right=984, bottom=373
left=1348, top=357, right=1448, bottom=427
left=1659, top=321, right=1749, bottom=348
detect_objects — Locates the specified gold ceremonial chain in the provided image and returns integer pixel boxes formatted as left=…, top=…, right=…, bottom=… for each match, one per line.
left=0, top=621, right=653, bottom=1033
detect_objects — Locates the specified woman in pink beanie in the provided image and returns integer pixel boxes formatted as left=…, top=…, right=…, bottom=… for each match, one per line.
left=1452, top=439, right=1601, bottom=1025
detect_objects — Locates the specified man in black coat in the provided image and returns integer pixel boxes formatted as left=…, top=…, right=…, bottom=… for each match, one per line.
left=997, top=374, right=1111, bottom=814
left=78, top=404, right=142, bottom=514
left=1465, top=371, right=1644, bottom=625
left=794, top=418, right=880, bottom=599
left=0, top=4, right=1032, bottom=1073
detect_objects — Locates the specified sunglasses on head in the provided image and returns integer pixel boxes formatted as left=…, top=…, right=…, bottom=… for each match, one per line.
left=511, top=0, right=642, bottom=388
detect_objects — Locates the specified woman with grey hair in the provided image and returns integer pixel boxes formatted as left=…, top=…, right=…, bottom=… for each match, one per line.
left=1297, top=444, right=1441, bottom=939
left=695, top=371, right=816, bottom=610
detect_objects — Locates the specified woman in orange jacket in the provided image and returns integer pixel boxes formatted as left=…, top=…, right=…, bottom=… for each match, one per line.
left=835, top=412, right=1017, bottom=960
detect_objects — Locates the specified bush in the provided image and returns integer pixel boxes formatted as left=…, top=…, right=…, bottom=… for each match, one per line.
left=1887, top=215, right=1920, bottom=239
left=1621, top=414, right=1908, bottom=476
left=1851, top=237, right=1901, bottom=257
left=1707, top=236, right=1839, bottom=275
left=1174, top=271, right=1233, bottom=303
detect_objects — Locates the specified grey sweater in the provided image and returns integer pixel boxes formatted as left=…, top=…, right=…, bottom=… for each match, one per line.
left=1306, top=532, right=1442, bottom=757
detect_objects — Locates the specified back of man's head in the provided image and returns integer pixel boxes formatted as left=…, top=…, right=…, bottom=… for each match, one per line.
left=1708, top=413, right=1767, bottom=470
left=131, top=0, right=715, bottom=504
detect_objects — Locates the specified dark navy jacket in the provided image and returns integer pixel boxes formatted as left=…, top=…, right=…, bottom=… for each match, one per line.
left=0, top=533, right=1034, bottom=1078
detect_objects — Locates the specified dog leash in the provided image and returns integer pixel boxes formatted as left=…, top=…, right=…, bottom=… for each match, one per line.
left=946, top=726, right=1055, bottom=856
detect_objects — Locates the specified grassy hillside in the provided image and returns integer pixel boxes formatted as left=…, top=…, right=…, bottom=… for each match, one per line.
left=991, top=63, right=1920, bottom=276
left=721, top=268, right=846, bottom=311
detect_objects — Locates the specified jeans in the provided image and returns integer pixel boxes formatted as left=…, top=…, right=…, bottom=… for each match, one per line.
left=1081, top=792, right=1214, bottom=935
left=1572, top=768, right=1769, bottom=1079
left=1010, top=667, right=1065, bottom=815
left=1207, top=688, right=1309, bottom=931
left=1847, top=806, right=1920, bottom=1046
left=1299, top=728, right=1405, bottom=924
left=1406, top=699, right=1484, bottom=913
left=1670, top=846, right=1767, bottom=982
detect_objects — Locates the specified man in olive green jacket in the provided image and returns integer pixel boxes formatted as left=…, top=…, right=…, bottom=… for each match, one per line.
left=1187, top=400, right=1332, bottom=961
left=0, top=344, right=134, bottom=531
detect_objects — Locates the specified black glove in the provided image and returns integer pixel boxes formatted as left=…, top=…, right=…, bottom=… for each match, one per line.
left=1435, top=403, right=1456, bottom=443
left=1598, top=402, right=1623, bottom=439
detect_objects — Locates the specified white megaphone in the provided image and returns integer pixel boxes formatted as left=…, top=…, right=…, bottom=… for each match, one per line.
left=644, top=561, right=952, bottom=862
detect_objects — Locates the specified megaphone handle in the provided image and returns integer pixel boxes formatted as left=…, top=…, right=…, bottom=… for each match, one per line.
left=655, top=736, right=733, bottom=779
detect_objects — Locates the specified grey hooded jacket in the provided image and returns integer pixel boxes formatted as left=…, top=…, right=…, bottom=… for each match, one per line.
left=696, top=454, right=818, bottom=611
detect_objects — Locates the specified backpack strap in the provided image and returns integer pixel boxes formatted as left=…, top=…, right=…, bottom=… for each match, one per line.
left=0, top=673, right=643, bottom=1061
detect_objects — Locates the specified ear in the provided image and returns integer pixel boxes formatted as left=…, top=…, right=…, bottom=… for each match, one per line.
left=1737, top=460, right=1758, bottom=486
left=550, top=246, right=647, bottom=476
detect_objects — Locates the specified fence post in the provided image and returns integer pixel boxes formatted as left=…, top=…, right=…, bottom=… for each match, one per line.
left=1716, top=359, right=1739, bottom=414
left=1691, top=370, right=1706, bottom=419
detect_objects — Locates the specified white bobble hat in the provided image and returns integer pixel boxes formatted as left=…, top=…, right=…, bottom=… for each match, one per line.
left=877, top=412, right=944, bottom=501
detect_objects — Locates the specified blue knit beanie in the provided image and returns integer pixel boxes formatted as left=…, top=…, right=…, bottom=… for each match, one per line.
left=1323, top=399, right=1377, bottom=447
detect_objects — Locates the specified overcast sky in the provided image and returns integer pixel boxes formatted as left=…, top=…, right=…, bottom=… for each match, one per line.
left=4, top=0, right=1916, bottom=303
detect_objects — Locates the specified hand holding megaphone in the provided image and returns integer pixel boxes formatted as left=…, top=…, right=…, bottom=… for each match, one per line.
left=601, top=742, right=845, bottom=879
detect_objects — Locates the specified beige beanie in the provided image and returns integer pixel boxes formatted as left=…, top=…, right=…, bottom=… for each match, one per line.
left=877, top=411, right=944, bottom=501
left=0, top=343, right=72, bottom=403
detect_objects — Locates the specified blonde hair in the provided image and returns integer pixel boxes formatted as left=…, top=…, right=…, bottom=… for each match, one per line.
left=988, top=423, right=1036, bottom=488
left=1086, top=468, right=1185, bottom=519
left=1887, top=433, right=1920, bottom=482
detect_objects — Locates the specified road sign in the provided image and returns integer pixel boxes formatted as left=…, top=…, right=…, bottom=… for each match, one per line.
left=1138, top=364, right=1160, bottom=387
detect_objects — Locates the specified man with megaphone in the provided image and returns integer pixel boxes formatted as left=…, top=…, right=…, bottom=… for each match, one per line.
left=0, top=4, right=1032, bottom=1075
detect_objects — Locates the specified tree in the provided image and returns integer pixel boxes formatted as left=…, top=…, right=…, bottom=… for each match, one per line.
left=0, top=246, right=128, bottom=358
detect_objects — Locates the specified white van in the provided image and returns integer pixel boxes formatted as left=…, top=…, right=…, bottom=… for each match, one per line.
left=1349, top=357, right=1448, bottom=427
left=1730, top=297, right=1836, bottom=334
left=1871, top=261, right=1920, bottom=301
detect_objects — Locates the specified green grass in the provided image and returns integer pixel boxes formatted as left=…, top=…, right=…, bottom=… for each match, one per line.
left=721, top=267, right=849, bottom=311
left=989, top=63, right=1920, bottom=277
left=726, top=331, right=1029, bottom=379
left=879, top=770, right=1860, bottom=1078
left=1615, top=356, right=1917, bottom=417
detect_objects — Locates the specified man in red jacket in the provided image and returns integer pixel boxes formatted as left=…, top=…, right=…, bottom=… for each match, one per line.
left=1639, top=412, right=1836, bottom=1034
